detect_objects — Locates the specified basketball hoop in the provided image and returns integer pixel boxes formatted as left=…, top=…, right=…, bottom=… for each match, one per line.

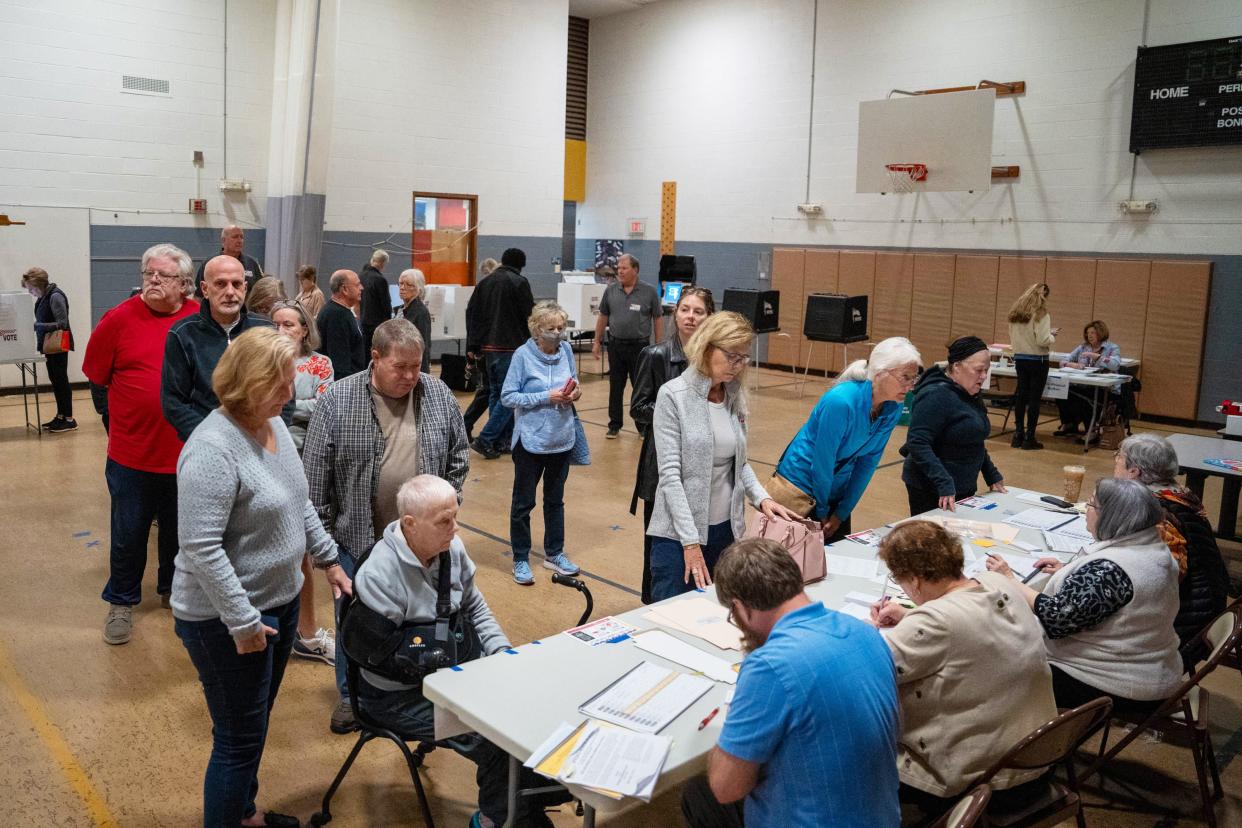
left=883, top=163, right=928, bottom=193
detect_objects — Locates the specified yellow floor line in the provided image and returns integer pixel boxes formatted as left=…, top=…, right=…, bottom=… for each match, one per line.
left=0, top=639, right=118, bottom=827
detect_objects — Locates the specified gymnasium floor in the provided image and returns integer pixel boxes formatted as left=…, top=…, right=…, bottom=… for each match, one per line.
left=1, top=368, right=1239, bottom=827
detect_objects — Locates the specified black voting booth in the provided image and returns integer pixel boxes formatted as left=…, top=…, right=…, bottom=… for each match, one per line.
left=723, top=288, right=780, bottom=333
left=803, top=293, right=868, bottom=343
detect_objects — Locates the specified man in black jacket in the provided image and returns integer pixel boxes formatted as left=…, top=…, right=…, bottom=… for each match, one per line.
left=317, top=269, right=367, bottom=379
left=359, top=249, right=392, bottom=354
left=464, top=248, right=534, bottom=459
left=162, top=256, right=288, bottom=441
left=193, top=225, right=263, bottom=295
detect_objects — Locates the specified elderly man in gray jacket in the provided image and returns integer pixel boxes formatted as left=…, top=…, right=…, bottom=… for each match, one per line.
left=352, top=475, right=564, bottom=828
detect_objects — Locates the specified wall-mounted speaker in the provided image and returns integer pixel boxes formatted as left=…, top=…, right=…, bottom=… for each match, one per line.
left=804, top=293, right=868, bottom=343
left=723, top=288, right=780, bottom=334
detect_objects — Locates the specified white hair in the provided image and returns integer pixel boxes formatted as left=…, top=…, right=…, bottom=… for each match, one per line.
left=141, top=243, right=195, bottom=297
left=399, top=268, right=427, bottom=301
left=1093, top=478, right=1164, bottom=541
left=1118, top=433, right=1179, bottom=487
left=835, top=336, right=922, bottom=386
left=396, top=474, right=456, bottom=519
left=370, top=249, right=390, bottom=267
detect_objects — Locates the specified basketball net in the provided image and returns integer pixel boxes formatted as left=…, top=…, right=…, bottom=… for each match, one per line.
left=884, top=163, right=928, bottom=193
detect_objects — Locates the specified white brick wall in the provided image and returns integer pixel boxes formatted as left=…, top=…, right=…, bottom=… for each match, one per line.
left=324, top=0, right=569, bottom=239
left=0, top=0, right=275, bottom=228
left=579, top=0, right=1242, bottom=255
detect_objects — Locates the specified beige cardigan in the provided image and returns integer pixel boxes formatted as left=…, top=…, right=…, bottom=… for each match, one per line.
left=886, top=571, right=1058, bottom=797
left=1008, top=313, right=1055, bottom=356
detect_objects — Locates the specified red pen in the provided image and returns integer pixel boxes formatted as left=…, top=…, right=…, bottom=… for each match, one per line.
left=698, top=707, right=720, bottom=730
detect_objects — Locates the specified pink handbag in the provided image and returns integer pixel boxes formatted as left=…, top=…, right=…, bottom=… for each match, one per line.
left=743, top=512, right=827, bottom=583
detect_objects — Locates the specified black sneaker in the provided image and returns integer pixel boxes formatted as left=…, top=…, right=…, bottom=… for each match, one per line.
left=470, top=439, right=500, bottom=460
left=1010, top=432, right=1024, bottom=448
left=1021, top=437, right=1044, bottom=450
left=330, top=700, right=359, bottom=734
left=46, top=417, right=78, bottom=434
left=606, top=428, right=620, bottom=440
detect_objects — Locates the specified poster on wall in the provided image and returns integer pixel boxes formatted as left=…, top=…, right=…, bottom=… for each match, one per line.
left=594, top=240, right=624, bottom=271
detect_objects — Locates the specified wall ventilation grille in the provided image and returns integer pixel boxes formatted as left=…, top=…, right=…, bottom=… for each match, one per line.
left=122, top=75, right=170, bottom=96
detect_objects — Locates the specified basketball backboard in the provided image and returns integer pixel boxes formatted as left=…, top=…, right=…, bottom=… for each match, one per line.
left=856, top=88, right=996, bottom=193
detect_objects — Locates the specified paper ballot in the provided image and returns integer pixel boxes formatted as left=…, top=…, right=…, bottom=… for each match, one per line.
left=1049, top=515, right=1093, bottom=543
left=580, top=660, right=714, bottom=733
left=563, top=722, right=670, bottom=800
left=644, top=596, right=743, bottom=650
left=1004, top=508, right=1077, bottom=532
left=826, top=554, right=879, bottom=580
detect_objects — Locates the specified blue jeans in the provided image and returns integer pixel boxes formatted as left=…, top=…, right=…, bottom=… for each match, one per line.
left=477, top=352, right=515, bottom=451
left=332, top=546, right=358, bottom=701
left=510, top=441, right=571, bottom=563
left=101, top=458, right=179, bottom=606
left=175, top=598, right=299, bottom=827
left=356, top=677, right=556, bottom=825
left=649, top=521, right=735, bottom=602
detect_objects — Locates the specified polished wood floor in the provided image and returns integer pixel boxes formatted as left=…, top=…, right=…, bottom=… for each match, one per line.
left=1, top=370, right=1239, bottom=827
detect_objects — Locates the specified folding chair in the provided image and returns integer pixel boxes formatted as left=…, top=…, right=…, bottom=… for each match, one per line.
left=931, top=784, right=992, bottom=828
left=981, top=387, right=1016, bottom=434
left=1087, top=603, right=1242, bottom=828
left=964, top=697, right=1113, bottom=828
left=310, top=599, right=437, bottom=827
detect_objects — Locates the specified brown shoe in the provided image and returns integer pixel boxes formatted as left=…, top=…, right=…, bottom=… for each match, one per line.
left=104, top=605, right=132, bottom=645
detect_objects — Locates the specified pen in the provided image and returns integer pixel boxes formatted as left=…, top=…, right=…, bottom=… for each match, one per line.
left=1022, top=562, right=1051, bottom=584
left=698, top=707, right=720, bottom=730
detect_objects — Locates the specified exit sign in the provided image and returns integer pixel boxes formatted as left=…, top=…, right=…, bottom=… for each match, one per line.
left=627, top=218, right=646, bottom=236
left=188, top=198, right=208, bottom=214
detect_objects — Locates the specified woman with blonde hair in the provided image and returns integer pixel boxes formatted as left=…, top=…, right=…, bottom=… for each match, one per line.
left=398, top=268, right=432, bottom=374
left=646, top=312, right=801, bottom=600
left=1006, top=283, right=1060, bottom=450
left=500, top=300, right=584, bottom=585
left=245, top=275, right=286, bottom=318
left=771, top=337, right=922, bottom=543
left=173, top=327, right=350, bottom=827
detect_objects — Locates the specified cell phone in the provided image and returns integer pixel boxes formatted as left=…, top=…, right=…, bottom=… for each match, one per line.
left=562, top=377, right=578, bottom=394
left=1040, top=495, right=1074, bottom=509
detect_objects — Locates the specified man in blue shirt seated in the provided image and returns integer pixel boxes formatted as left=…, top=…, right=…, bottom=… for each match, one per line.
left=682, top=537, right=901, bottom=828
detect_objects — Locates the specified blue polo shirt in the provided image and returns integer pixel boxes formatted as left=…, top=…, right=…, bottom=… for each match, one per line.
left=717, top=602, right=900, bottom=827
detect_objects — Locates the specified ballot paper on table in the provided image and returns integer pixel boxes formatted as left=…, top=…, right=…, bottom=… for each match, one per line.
left=526, top=720, right=667, bottom=801
left=643, top=596, right=743, bottom=650
left=1043, top=530, right=1085, bottom=554
left=631, top=629, right=738, bottom=684
left=564, top=615, right=637, bottom=646
left=965, top=550, right=1041, bottom=580
left=529, top=721, right=670, bottom=801
left=826, top=554, right=879, bottom=579
left=846, top=528, right=883, bottom=546
left=580, top=659, right=715, bottom=733
left=1049, top=515, right=1093, bottom=543
left=910, top=514, right=1022, bottom=544
left=1004, top=508, right=1077, bottom=532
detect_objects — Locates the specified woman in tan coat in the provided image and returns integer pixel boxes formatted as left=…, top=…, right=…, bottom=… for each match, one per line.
left=1006, top=283, right=1060, bottom=450
left=871, top=521, right=1057, bottom=820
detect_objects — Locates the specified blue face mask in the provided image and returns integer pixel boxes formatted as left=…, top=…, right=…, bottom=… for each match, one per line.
left=538, top=329, right=566, bottom=344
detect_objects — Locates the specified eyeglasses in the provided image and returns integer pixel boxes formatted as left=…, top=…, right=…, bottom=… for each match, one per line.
left=890, top=370, right=920, bottom=386
left=1086, top=499, right=1099, bottom=510
left=719, top=348, right=752, bottom=368
left=141, top=269, right=180, bottom=283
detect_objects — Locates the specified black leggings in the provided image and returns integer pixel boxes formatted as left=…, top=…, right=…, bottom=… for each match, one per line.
left=45, top=351, right=73, bottom=418
left=1050, top=665, right=1164, bottom=721
left=1013, top=357, right=1049, bottom=438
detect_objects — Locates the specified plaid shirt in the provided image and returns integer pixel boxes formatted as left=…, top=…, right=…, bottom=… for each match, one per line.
left=303, top=367, right=469, bottom=558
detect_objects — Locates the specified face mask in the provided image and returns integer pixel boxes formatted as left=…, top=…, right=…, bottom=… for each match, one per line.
left=538, top=329, right=566, bottom=343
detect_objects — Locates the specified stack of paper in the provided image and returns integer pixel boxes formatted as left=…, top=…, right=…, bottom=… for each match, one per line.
left=631, top=630, right=739, bottom=684
left=1043, top=530, right=1084, bottom=554
left=965, top=550, right=1041, bottom=580
left=826, top=554, right=879, bottom=580
left=644, top=596, right=742, bottom=650
left=1049, top=515, right=1093, bottom=543
left=527, top=720, right=671, bottom=801
left=1004, top=508, right=1077, bottom=532
left=580, top=659, right=715, bottom=732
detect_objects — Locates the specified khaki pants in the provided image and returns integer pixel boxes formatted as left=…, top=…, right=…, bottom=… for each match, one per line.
left=766, top=473, right=815, bottom=518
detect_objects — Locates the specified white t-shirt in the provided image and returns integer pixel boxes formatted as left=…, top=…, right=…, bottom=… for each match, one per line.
left=708, top=399, right=737, bottom=525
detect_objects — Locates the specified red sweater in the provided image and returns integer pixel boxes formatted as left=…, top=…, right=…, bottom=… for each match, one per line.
left=83, top=295, right=199, bottom=473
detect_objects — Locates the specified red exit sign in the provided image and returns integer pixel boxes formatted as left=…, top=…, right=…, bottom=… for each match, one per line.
left=628, top=218, right=645, bottom=236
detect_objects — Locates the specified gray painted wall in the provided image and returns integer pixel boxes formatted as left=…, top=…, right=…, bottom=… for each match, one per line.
left=576, top=238, right=1241, bottom=425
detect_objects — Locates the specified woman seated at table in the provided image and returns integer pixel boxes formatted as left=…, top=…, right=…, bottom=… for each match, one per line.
left=900, top=336, right=1007, bottom=516
left=870, top=520, right=1056, bottom=816
left=647, top=312, right=800, bottom=601
left=770, top=337, right=922, bottom=543
left=1054, top=320, right=1122, bottom=438
left=987, top=478, right=1183, bottom=720
left=1115, top=433, right=1230, bottom=669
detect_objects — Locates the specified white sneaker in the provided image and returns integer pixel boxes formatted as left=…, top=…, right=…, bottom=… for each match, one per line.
left=293, top=627, right=336, bottom=665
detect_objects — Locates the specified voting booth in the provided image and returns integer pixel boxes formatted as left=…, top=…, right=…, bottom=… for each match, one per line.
left=557, top=282, right=606, bottom=331
left=424, top=284, right=474, bottom=341
left=0, top=291, right=37, bottom=360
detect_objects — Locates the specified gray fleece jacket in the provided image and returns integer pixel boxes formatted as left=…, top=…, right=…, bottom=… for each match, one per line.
left=646, top=367, right=769, bottom=546
left=354, top=522, right=510, bottom=691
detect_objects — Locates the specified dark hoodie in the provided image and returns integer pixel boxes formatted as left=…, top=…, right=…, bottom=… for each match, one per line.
left=900, top=365, right=1002, bottom=498
left=161, top=302, right=289, bottom=441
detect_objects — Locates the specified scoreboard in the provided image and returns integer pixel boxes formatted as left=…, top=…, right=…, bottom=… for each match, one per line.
left=1129, top=35, right=1242, bottom=153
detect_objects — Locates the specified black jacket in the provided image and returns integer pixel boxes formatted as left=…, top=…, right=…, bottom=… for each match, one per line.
left=161, top=302, right=288, bottom=441
left=465, top=265, right=534, bottom=354
left=900, top=366, right=1003, bottom=497
left=629, top=336, right=688, bottom=511
left=194, top=252, right=263, bottom=296
left=402, top=298, right=432, bottom=374
left=317, top=300, right=367, bottom=379
left=34, top=283, right=73, bottom=353
left=1161, top=491, right=1231, bottom=669
left=359, top=264, right=392, bottom=330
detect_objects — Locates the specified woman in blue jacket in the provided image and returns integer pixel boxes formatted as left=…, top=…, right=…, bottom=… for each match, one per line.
left=501, top=301, right=584, bottom=586
left=771, top=337, right=922, bottom=541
